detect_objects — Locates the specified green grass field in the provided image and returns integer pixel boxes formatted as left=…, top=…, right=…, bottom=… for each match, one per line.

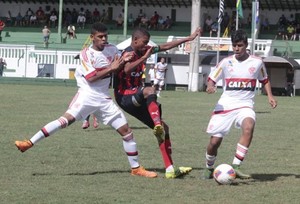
left=0, top=83, right=299, bottom=204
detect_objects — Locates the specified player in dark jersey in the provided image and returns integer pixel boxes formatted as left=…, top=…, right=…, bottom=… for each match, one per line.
left=113, top=27, right=201, bottom=178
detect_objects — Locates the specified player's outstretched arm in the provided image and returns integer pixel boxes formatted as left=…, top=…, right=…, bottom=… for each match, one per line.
left=158, top=27, right=202, bottom=52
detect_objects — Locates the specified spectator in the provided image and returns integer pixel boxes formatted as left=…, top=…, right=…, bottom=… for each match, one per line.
left=92, top=8, right=100, bottom=23
left=287, top=24, right=295, bottom=40
left=261, top=17, right=270, bottom=31
left=204, top=16, right=213, bottom=32
left=278, top=14, right=287, bottom=27
left=66, top=24, right=76, bottom=39
left=77, top=13, right=86, bottom=29
left=139, top=14, right=149, bottom=28
left=163, top=16, right=172, bottom=29
left=210, top=21, right=218, bottom=37
left=15, top=12, right=24, bottom=26
left=71, top=8, right=78, bottom=24
left=42, top=26, right=51, bottom=48
left=49, top=12, right=57, bottom=28
left=157, top=16, right=165, bottom=30
left=30, top=14, right=38, bottom=26
left=291, top=24, right=300, bottom=41
left=0, top=58, right=7, bottom=76
left=128, top=13, right=134, bottom=28
left=274, top=25, right=288, bottom=40
left=26, top=8, right=34, bottom=18
left=148, top=11, right=159, bottom=30
left=0, top=20, right=6, bottom=37
left=85, top=9, right=92, bottom=24
left=115, top=14, right=124, bottom=28
left=36, top=6, right=45, bottom=22
left=23, top=13, right=30, bottom=26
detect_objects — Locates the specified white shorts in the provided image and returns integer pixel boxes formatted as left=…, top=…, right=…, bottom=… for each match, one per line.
left=66, top=91, right=127, bottom=130
left=206, top=107, right=256, bottom=137
left=154, top=78, right=165, bottom=86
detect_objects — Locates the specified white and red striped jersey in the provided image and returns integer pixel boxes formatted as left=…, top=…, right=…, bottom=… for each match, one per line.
left=75, top=44, right=120, bottom=98
left=208, top=54, right=269, bottom=111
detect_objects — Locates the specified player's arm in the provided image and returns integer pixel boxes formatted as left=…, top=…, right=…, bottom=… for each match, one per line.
left=85, top=55, right=126, bottom=82
left=157, top=27, right=202, bottom=52
left=123, top=47, right=153, bottom=74
left=262, top=80, right=277, bottom=109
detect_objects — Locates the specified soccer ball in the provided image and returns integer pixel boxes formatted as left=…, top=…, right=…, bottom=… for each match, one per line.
left=213, top=164, right=236, bottom=185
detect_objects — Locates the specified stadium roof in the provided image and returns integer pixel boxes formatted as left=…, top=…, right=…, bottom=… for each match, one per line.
left=3, top=0, right=300, bottom=11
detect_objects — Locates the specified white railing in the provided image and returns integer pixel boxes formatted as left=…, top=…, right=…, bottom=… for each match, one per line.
left=166, top=36, right=273, bottom=57
left=0, top=44, right=80, bottom=78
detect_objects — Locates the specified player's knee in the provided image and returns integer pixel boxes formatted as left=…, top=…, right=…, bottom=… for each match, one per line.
left=146, top=94, right=157, bottom=105
left=58, top=117, right=69, bottom=128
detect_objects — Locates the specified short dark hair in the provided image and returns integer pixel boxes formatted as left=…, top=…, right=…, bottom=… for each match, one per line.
left=91, top=22, right=108, bottom=34
left=132, top=28, right=150, bottom=39
left=231, top=29, right=248, bottom=45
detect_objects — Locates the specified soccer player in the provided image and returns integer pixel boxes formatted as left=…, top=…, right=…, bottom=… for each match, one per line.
left=113, top=27, right=202, bottom=178
left=15, top=22, right=157, bottom=178
left=154, top=57, right=168, bottom=97
left=203, top=29, right=277, bottom=180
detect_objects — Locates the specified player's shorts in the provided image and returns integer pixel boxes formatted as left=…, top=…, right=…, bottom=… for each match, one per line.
left=154, top=78, right=164, bottom=86
left=66, top=91, right=127, bottom=130
left=206, top=107, right=256, bottom=137
left=114, top=87, right=162, bottom=129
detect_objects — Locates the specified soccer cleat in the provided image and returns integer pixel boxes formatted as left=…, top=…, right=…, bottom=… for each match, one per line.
left=153, top=124, right=164, bottom=139
left=203, top=168, right=214, bottom=179
left=15, top=140, right=33, bottom=153
left=131, top=166, right=158, bottom=178
left=93, top=116, right=99, bottom=128
left=232, top=164, right=251, bottom=179
left=82, top=120, right=90, bottom=129
left=165, top=166, right=192, bottom=179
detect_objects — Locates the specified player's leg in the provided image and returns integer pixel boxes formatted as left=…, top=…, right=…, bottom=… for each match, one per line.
left=15, top=91, right=91, bottom=152
left=15, top=113, right=75, bottom=152
left=232, top=109, right=256, bottom=179
left=102, top=100, right=157, bottom=178
left=82, top=115, right=90, bottom=129
left=203, top=112, right=234, bottom=179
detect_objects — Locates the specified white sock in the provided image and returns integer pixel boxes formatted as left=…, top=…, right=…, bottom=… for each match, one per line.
left=232, top=143, right=248, bottom=165
left=30, top=117, right=68, bottom=144
left=122, top=132, right=139, bottom=168
left=206, top=152, right=216, bottom=169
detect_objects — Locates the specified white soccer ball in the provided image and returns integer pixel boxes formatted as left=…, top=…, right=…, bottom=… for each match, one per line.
left=213, top=164, right=236, bottom=185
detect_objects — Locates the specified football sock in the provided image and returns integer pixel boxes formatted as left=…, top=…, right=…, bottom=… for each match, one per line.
left=30, top=117, right=68, bottom=144
left=122, top=132, right=139, bottom=168
left=146, top=94, right=161, bottom=126
left=206, top=152, right=216, bottom=169
left=232, top=143, right=248, bottom=165
left=159, top=141, right=173, bottom=169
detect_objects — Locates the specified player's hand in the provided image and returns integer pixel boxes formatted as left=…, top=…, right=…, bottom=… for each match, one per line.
left=122, top=51, right=134, bottom=62
left=110, top=54, right=124, bottom=72
left=206, top=85, right=217, bottom=94
left=142, top=46, right=153, bottom=60
left=189, top=27, right=203, bottom=40
left=269, top=97, right=277, bottom=109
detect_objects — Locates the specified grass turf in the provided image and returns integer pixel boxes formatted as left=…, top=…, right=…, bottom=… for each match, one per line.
left=0, top=83, right=299, bottom=203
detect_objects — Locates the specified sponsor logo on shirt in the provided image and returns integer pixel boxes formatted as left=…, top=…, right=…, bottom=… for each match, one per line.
left=225, top=78, right=256, bottom=91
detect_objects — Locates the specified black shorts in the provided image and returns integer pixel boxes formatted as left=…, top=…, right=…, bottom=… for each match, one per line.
left=114, top=87, right=162, bottom=129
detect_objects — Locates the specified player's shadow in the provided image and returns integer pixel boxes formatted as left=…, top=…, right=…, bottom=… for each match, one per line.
left=251, top=173, right=300, bottom=182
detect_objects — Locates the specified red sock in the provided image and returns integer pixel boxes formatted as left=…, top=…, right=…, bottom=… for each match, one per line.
left=165, top=139, right=172, bottom=155
left=159, top=141, right=173, bottom=168
left=147, top=101, right=161, bottom=126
